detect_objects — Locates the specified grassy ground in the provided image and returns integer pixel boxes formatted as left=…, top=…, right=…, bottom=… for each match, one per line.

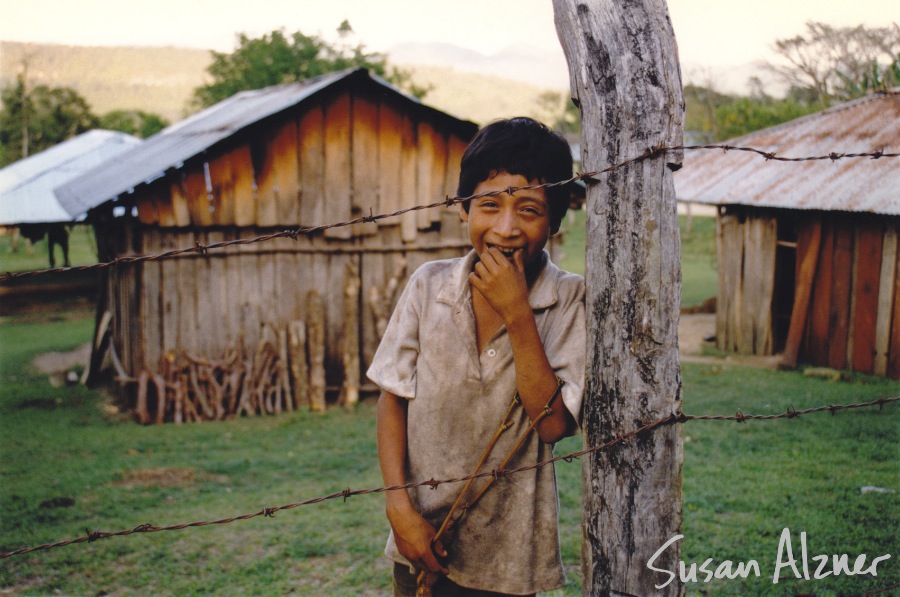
left=2, top=215, right=897, bottom=595
left=0, top=225, right=98, bottom=273
left=556, top=209, right=717, bottom=308
left=0, top=312, right=897, bottom=595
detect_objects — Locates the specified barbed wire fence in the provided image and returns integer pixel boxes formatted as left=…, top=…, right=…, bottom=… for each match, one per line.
left=2, top=143, right=897, bottom=284
left=0, top=395, right=896, bottom=561
left=1, top=143, right=898, bottom=594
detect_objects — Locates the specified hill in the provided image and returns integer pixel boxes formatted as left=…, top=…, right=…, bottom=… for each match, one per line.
left=0, top=41, right=571, bottom=127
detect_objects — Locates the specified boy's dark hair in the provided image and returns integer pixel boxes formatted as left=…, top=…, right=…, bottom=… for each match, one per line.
left=457, top=117, right=573, bottom=233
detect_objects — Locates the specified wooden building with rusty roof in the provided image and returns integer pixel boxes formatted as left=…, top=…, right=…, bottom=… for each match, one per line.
left=675, top=90, right=900, bottom=379
left=56, top=69, right=479, bottom=419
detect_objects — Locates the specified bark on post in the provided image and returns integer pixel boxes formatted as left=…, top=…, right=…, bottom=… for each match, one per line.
left=553, top=1, right=685, bottom=594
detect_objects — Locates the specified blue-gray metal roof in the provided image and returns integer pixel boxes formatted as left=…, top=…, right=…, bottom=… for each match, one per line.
left=674, top=91, right=900, bottom=216
left=55, top=69, right=472, bottom=218
left=0, top=130, right=141, bottom=225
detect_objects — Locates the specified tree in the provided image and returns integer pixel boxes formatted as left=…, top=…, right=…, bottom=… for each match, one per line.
left=683, top=80, right=817, bottom=143
left=99, top=110, right=169, bottom=138
left=0, top=76, right=99, bottom=167
left=191, top=22, right=425, bottom=109
left=767, top=21, right=900, bottom=107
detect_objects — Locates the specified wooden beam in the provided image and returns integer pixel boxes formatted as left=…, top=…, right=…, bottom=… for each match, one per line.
left=873, top=224, right=897, bottom=376
left=782, top=219, right=822, bottom=369
left=553, top=1, right=685, bottom=594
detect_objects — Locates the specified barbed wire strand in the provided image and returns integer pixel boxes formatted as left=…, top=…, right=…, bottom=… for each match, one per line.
left=2, top=144, right=897, bottom=284
left=1, top=394, right=895, bottom=561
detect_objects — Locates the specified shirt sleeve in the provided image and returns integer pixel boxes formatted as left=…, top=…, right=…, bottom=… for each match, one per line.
left=542, top=272, right=586, bottom=428
left=365, top=270, right=422, bottom=400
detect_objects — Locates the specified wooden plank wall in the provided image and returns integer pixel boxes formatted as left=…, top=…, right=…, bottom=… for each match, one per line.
left=113, top=86, right=475, bottom=391
left=716, top=210, right=777, bottom=355
left=716, top=209, right=899, bottom=378
left=795, top=215, right=899, bottom=378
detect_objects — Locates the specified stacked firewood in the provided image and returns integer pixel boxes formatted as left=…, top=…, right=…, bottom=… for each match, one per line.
left=134, top=295, right=328, bottom=424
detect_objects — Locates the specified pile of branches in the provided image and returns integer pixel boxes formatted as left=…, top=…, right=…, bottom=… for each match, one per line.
left=134, top=329, right=320, bottom=424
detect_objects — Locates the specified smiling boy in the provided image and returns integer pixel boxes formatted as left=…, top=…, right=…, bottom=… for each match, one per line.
left=368, top=117, right=586, bottom=596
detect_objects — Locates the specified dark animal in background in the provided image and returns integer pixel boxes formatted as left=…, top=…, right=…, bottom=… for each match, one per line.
left=17, top=223, right=70, bottom=268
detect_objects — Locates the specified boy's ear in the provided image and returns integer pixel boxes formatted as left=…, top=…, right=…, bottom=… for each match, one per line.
left=458, top=203, right=468, bottom=223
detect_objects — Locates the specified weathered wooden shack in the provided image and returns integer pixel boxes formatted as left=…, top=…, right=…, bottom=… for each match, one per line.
left=56, top=69, right=479, bottom=416
left=675, top=90, right=900, bottom=379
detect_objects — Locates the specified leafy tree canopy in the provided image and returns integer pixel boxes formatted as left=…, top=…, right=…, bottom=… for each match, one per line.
left=191, top=21, right=428, bottom=109
left=766, top=21, right=900, bottom=107
left=0, top=76, right=99, bottom=167
left=99, top=110, right=169, bottom=138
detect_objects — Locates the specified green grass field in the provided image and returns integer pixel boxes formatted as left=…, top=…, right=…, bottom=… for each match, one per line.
left=0, top=313, right=897, bottom=595
left=556, top=209, right=718, bottom=308
left=2, top=214, right=897, bottom=595
left=0, top=225, right=98, bottom=273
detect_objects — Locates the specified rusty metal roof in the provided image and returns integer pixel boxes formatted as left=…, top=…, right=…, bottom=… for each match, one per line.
left=674, top=91, right=900, bottom=216
left=55, top=68, right=476, bottom=219
left=0, top=130, right=141, bottom=225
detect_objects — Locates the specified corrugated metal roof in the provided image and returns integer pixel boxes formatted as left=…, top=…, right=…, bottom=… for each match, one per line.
left=674, top=91, right=900, bottom=216
left=0, top=130, right=141, bottom=225
left=55, top=68, right=473, bottom=218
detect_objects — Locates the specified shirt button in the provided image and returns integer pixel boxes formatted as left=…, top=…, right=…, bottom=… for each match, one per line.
left=486, top=349, right=497, bottom=357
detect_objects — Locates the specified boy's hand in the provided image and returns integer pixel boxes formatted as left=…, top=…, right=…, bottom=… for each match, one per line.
left=469, top=247, right=531, bottom=324
left=388, top=506, right=449, bottom=575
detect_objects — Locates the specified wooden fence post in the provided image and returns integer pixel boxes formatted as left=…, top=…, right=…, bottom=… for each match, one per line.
left=553, top=1, right=685, bottom=594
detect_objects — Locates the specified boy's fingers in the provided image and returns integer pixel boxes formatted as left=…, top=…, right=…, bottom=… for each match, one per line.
left=513, top=248, right=525, bottom=271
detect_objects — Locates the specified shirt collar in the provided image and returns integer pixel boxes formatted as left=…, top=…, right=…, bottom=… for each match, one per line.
left=438, top=249, right=559, bottom=311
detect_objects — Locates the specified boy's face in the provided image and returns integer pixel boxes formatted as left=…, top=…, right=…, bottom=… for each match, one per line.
left=460, top=171, right=551, bottom=275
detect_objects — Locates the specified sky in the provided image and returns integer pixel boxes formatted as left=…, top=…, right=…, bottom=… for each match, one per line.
left=1, top=0, right=896, bottom=69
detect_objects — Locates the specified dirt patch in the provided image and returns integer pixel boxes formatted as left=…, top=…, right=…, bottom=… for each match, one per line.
left=111, top=467, right=229, bottom=488
left=32, top=342, right=91, bottom=373
left=678, top=313, right=716, bottom=356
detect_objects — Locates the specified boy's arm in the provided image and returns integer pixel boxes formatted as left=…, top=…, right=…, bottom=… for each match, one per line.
left=469, top=248, right=576, bottom=443
left=376, top=391, right=449, bottom=575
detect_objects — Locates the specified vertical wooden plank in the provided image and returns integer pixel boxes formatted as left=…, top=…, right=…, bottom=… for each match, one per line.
left=153, top=185, right=176, bottom=228
left=441, top=135, right=469, bottom=242
left=807, top=218, right=834, bottom=366
left=827, top=223, right=854, bottom=370
left=888, top=237, right=900, bottom=379
left=184, top=167, right=214, bottom=227
left=299, top=107, right=326, bottom=226
left=378, top=102, right=403, bottom=223
left=133, top=186, right=159, bottom=226
left=754, top=216, right=777, bottom=355
left=206, top=229, right=227, bottom=355
left=168, top=172, right=193, bottom=227
left=160, top=231, right=179, bottom=360
left=427, top=128, right=449, bottom=225
left=324, top=93, right=353, bottom=239
left=873, top=225, right=898, bottom=375
left=255, top=118, right=300, bottom=226
left=206, top=153, right=233, bottom=226
left=226, top=229, right=248, bottom=355
left=782, top=219, right=822, bottom=368
left=851, top=219, right=884, bottom=374
left=352, top=94, right=380, bottom=236
left=195, top=234, right=214, bottom=358
left=400, top=113, right=418, bottom=243
left=232, top=147, right=256, bottom=227
left=716, top=214, right=742, bottom=352
left=140, top=228, right=162, bottom=370
left=416, top=121, right=437, bottom=230
left=177, top=231, right=199, bottom=357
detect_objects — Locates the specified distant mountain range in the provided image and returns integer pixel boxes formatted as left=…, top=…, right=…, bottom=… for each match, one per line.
left=0, top=39, right=783, bottom=129
left=386, top=41, right=572, bottom=90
